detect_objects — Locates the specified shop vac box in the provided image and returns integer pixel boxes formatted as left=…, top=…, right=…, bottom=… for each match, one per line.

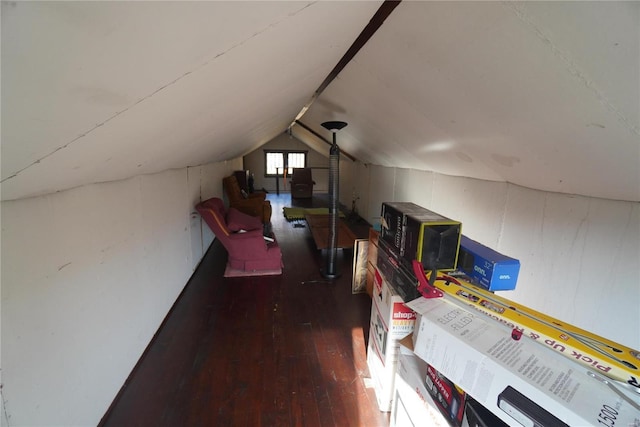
left=380, top=202, right=462, bottom=272
left=367, top=269, right=416, bottom=411
left=456, top=235, right=520, bottom=291
left=406, top=297, right=640, bottom=427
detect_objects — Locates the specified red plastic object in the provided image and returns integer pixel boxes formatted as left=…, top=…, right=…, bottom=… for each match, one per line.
left=412, top=260, right=444, bottom=299
left=511, top=328, right=523, bottom=340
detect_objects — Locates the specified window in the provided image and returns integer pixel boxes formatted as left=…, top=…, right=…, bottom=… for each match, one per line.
left=264, top=150, right=307, bottom=176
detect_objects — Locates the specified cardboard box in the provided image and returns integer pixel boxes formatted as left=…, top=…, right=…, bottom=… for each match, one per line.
left=367, top=338, right=398, bottom=413
left=424, top=362, right=467, bottom=424
left=394, top=336, right=508, bottom=427
left=371, top=268, right=417, bottom=339
left=368, top=227, right=379, bottom=266
left=395, top=344, right=467, bottom=426
left=463, top=397, right=509, bottom=427
left=406, top=297, right=640, bottom=427
left=380, top=202, right=429, bottom=254
left=392, top=373, right=507, bottom=427
left=366, top=261, right=375, bottom=298
left=376, top=237, right=421, bottom=302
left=456, top=235, right=520, bottom=291
left=432, top=274, right=640, bottom=388
left=367, top=271, right=416, bottom=411
left=391, top=349, right=456, bottom=427
left=380, top=202, right=462, bottom=272
left=404, top=211, right=462, bottom=272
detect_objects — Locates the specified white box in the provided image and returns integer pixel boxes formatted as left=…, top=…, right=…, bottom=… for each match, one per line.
left=407, top=297, right=640, bottom=427
left=371, top=266, right=416, bottom=340
left=391, top=370, right=451, bottom=426
left=367, top=270, right=416, bottom=412
left=395, top=337, right=511, bottom=427
left=367, top=338, right=398, bottom=413
left=391, top=345, right=459, bottom=427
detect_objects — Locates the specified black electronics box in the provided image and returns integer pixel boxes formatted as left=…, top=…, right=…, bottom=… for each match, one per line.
left=380, top=202, right=462, bottom=272
left=376, top=238, right=421, bottom=303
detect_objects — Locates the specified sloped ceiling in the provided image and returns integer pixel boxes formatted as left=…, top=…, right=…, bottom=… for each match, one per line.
left=2, top=1, right=639, bottom=202
left=1, top=1, right=382, bottom=200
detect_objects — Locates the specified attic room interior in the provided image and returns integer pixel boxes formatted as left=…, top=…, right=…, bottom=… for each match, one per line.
left=1, top=1, right=639, bottom=426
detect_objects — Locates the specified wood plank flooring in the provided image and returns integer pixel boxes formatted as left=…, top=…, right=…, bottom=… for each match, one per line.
left=99, top=194, right=389, bottom=427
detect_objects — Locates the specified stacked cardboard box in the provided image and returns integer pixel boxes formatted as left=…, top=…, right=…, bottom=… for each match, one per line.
left=373, top=201, right=640, bottom=425
left=376, top=237, right=421, bottom=302
left=455, top=235, right=520, bottom=291
left=391, top=345, right=461, bottom=427
left=393, top=337, right=509, bottom=427
left=366, top=267, right=416, bottom=411
left=380, top=202, right=462, bottom=272
left=393, top=343, right=468, bottom=426
left=406, top=296, right=640, bottom=426
left=431, top=274, right=640, bottom=388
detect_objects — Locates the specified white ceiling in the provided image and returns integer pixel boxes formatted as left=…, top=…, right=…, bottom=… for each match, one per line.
left=2, top=1, right=639, bottom=202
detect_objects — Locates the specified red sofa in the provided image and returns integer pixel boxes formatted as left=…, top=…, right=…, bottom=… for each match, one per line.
left=195, top=197, right=282, bottom=274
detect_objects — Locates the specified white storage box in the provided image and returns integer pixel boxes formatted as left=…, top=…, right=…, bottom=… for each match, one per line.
left=406, top=297, right=640, bottom=427
left=367, top=268, right=416, bottom=411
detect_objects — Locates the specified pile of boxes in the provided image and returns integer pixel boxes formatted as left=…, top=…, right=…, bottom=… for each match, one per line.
left=392, top=337, right=509, bottom=427
left=406, top=297, right=640, bottom=426
left=367, top=201, right=640, bottom=427
left=369, top=202, right=511, bottom=424
left=380, top=202, right=462, bottom=273
left=367, top=266, right=416, bottom=411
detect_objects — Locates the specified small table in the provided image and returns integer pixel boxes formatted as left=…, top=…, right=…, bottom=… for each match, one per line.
left=305, top=214, right=357, bottom=250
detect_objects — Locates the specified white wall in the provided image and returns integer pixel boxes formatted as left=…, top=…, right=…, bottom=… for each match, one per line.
left=347, top=163, right=640, bottom=350
left=4, top=154, right=635, bottom=426
left=339, top=160, right=370, bottom=219
left=243, top=133, right=330, bottom=194
left=0, top=159, right=241, bottom=426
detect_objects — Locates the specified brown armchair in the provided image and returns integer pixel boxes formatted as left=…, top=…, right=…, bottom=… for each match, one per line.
left=290, top=168, right=315, bottom=199
left=223, top=175, right=272, bottom=223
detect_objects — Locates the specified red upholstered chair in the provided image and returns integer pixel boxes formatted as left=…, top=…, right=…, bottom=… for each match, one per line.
left=290, top=168, right=315, bottom=199
left=195, top=198, right=282, bottom=274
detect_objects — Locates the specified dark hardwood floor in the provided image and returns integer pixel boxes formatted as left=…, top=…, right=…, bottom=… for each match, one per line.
left=99, top=193, right=389, bottom=427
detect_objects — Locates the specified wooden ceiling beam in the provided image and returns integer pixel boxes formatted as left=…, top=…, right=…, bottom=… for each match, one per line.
left=290, top=1, right=402, bottom=125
